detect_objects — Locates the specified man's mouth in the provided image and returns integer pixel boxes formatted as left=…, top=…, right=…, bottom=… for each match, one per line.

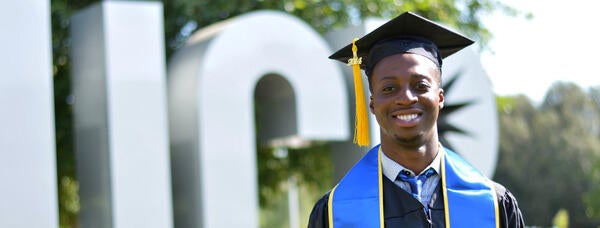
left=394, top=114, right=419, bottom=121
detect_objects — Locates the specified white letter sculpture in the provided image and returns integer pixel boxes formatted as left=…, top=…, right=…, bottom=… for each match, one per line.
left=168, top=10, right=349, bottom=228
left=0, top=1, right=58, bottom=227
left=70, top=2, right=173, bottom=227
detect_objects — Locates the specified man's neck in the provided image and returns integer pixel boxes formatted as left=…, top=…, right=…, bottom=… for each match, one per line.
left=381, top=140, right=439, bottom=175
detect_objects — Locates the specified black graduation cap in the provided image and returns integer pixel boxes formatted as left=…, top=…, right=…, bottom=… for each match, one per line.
left=329, top=12, right=474, bottom=76
left=333, top=12, right=474, bottom=147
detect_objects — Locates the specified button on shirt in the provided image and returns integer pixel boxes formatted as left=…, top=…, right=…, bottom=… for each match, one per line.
left=380, top=149, right=442, bottom=207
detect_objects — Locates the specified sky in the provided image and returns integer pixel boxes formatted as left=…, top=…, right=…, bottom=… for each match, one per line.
left=480, top=0, right=600, bottom=104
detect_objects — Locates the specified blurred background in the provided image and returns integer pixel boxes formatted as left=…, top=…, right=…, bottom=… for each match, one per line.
left=31, top=0, right=600, bottom=227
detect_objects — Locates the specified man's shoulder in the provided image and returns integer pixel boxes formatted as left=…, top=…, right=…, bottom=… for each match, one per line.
left=490, top=180, right=519, bottom=202
left=308, top=191, right=331, bottom=228
left=489, top=181, right=526, bottom=227
left=492, top=181, right=507, bottom=197
left=314, top=191, right=330, bottom=206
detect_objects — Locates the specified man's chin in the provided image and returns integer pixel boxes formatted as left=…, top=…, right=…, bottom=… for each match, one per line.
left=392, top=134, right=425, bottom=147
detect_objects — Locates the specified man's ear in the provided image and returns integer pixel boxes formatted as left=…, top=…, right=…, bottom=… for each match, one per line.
left=439, top=89, right=445, bottom=109
left=369, top=96, right=375, bottom=113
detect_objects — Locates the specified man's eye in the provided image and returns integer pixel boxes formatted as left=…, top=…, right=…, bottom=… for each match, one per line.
left=415, top=82, right=430, bottom=90
left=382, top=86, right=395, bottom=93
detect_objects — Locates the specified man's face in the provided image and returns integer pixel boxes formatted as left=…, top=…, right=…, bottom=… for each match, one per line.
left=369, top=53, right=444, bottom=147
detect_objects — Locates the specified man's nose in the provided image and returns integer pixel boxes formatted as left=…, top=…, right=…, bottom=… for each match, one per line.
left=395, top=87, right=417, bottom=105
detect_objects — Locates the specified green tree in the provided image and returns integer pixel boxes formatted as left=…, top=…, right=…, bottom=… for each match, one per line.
left=584, top=157, right=600, bottom=220
left=494, top=82, right=600, bottom=227
left=51, top=0, right=521, bottom=227
left=584, top=86, right=600, bottom=220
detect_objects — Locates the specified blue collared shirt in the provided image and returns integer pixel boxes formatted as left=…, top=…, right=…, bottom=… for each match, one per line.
left=380, top=148, right=442, bottom=207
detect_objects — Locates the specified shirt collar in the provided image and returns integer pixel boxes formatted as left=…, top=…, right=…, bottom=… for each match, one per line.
left=380, top=146, right=443, bottom=181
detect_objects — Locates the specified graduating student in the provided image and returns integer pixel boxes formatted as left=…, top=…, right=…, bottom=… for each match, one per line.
left=308, top=12, right=524, bottom=228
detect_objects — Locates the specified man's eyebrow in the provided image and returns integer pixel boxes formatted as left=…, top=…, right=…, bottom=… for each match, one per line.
left=412, top=74, right=436, bottom=82
left=377, top=76, right=397, bottom=81
left=390, top=74, right=433, bottom=79
left=375, top=74, right=434, bottom=82
left=412, top=73, right=432, bottom=78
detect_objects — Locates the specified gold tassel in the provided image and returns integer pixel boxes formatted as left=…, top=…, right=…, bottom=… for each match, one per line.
left=348, top=38, right=370, bottom=147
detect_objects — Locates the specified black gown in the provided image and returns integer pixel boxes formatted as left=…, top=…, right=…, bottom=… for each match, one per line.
left=308, top=177, right=525, bottom=228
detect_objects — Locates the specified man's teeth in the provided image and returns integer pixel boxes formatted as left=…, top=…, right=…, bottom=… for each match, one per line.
left=396, top=114, right=418, bottom=121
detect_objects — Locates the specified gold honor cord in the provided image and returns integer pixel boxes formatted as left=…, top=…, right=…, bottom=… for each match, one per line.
left=490, top=182, right=501, bottom=228
left=377, top=148, right=385, bottom=228
left=441, top=150, right=451, bottom=228
left=348, top=38, right=370, bottom=146
left=327, top=184, right=336, bottom=228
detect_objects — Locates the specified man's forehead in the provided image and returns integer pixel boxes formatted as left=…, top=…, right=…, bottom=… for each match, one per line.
left=373, top=53, right=440, bottom=74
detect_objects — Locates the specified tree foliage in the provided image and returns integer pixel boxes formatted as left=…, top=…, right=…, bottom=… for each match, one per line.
left=494, top=83, right=600, bottom=227
left=584, top=86, right=600, bottom=220
left=50, top=0, right=520, bottom=227
left=256, top=144, right=333, bottom=227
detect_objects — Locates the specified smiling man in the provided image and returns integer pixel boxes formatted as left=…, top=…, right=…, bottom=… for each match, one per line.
left=308, top=12, right=524, bottom=228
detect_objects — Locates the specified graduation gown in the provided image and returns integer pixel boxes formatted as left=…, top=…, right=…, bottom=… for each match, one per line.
left=308, top=177, right=524, bottom=228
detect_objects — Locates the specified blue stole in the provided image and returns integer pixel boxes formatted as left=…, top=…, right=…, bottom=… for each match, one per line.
left=328, top=145, right=499, bottom=228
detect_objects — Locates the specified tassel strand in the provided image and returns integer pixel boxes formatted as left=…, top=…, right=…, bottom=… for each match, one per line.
left=348, top=38, right=370, bottom=146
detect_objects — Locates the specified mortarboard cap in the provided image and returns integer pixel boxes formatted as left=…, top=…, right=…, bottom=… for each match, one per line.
left=330, top=12, right=474, bottom=76
left=331, top=12, right=474, bottom=147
